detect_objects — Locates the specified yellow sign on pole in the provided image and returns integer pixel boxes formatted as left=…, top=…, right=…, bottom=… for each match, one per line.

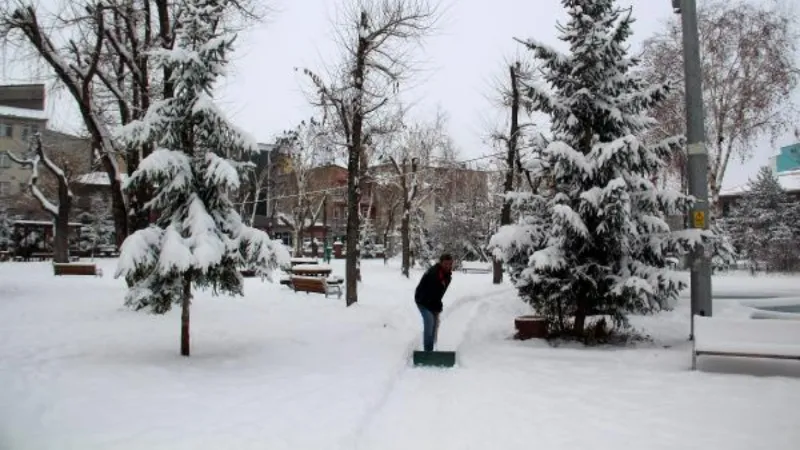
left=693, top=211, right=705, bottom=228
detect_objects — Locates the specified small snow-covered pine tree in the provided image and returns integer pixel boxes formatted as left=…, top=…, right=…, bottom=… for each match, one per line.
left=491, top=0, right=704, bottom=338
left=114, top=0, right=289, bottom=356
left=727, top=166, right=800, bottom=271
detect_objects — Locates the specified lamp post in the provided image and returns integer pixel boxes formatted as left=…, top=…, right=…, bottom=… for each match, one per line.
left=673, top=0, right=713, bottom=338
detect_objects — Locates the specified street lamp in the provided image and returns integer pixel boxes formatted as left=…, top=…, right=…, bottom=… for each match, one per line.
left=674, top=0, right=713, bottom=339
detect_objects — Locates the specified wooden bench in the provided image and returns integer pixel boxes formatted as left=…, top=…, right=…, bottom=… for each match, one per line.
left=32, top=252, right=53, bottom=261
left=53, top=263, right=102, bottom=277
left=290, top=276, right=341, bottom=299
left=692, top=315, right=800, bottom=370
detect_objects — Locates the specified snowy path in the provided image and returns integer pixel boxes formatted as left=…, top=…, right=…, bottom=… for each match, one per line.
left=341, top=288, right=511, bottom=449
left=352, top=285, right=800, bottom=450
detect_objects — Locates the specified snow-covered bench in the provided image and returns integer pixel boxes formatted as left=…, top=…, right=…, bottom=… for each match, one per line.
left=290, top=276, right=342, bottom=299
left=692, top=315, right=800, bottom=370
left=460, top=261, right=491, bottom=274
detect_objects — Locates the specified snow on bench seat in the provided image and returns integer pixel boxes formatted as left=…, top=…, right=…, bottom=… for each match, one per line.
left=692, top=315, right=800, bottom=369
left=460, top=261, right=491, bottom=273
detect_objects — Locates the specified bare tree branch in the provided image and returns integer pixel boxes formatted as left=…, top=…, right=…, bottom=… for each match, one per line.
left=640, top=0, right=800, bottom=215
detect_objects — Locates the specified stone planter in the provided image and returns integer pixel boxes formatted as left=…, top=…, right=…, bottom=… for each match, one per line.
left=514, top=315, right=548, bottom=340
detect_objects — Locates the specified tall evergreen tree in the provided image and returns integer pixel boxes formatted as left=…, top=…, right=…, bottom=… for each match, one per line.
left=491, top=0, right=703, bottom=338
left=114, top=0, right=289, bottom=356
left=727, top=166, right=800, bottom=271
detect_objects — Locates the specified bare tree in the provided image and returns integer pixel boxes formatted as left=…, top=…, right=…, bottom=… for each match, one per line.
left=640, top=0, right=800, bottom=216
left=488, top=60, right=535, bottom=283
left=298, top=0, right=438, bottom=305
left=429, top=165, right=495, bottom=264
left=277, top=119, right=330, bottom=255
left=233, top=142, right=284, bottom=227
left=1, top=0, right=263, bottom=241
left=379, top=114, right=446, bottom=276
left=378, top=186, right=401, bottom=263
left=7, top=135, right=74, bottom=262
left=1, top=2, right=130, bottom=246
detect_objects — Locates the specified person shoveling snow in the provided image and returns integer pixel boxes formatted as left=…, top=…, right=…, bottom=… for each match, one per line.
left=414, top=253, right=453, bottom=352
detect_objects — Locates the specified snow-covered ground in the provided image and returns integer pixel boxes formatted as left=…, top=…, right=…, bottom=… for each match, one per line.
left=1, top=259, right=798, bottom=449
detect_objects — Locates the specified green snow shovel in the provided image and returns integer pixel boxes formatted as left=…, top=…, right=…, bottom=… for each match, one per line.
left=413, top=312, right=455, bottom=367
left=413, top=350, right=456, bottom=367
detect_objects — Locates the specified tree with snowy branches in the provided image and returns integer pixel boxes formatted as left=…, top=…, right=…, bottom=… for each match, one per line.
left=726, top=166, right=800, bottom=272
left=114, top=0, right=289, bottom=357
left=490, top=0, right=705, bottom=340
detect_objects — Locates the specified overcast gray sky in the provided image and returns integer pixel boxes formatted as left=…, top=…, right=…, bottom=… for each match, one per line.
left=2, top=0, right=797, bottom=191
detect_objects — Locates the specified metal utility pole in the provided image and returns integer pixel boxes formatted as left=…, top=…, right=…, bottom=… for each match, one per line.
left=673, top=0, right=712, bottom=338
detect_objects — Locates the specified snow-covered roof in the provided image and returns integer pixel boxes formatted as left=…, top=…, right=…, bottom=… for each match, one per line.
left=0, top=105, right=47, bottom=121
left=720, top=169, right=800, bottom=197
left=75, top=171, right=129, bottom=186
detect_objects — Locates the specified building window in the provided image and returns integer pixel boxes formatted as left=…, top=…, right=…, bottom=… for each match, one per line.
left=0, top=123, right=11, bottom=138
left=0, top=152, right=10, bottom=168
left=0, top=181, right=10, bottom=197
left=20, top=124, right=39, bottom=141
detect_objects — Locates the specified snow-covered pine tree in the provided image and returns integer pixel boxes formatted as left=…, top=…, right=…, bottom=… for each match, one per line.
left=0, top=208, right=12, bottom=251
left=727, top=166, right=799, bottom=271
left=491, top=0, right=704, bottom=338
left=114, top=0, right=289, bottom=356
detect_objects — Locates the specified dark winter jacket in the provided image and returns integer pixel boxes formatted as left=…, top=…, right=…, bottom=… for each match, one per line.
left=414, top=263, right=452, bottom=314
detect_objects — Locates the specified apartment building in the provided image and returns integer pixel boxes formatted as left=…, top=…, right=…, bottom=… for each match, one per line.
left=268, top=163, right=376, bottom=247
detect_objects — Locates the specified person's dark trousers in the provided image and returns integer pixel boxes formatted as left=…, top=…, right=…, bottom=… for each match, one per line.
left=417, top=304, right=438, bottom=351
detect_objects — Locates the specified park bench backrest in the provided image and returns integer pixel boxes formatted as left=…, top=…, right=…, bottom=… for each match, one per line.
left=694, top=315, right=800, bottom=348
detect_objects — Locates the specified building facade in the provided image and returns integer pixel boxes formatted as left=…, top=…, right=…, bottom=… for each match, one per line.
left=0, top=84, right=49, bottom=200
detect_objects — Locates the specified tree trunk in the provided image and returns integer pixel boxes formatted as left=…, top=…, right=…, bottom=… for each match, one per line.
left=180, top=275, right=192, bottom=357
left=573, top=309, right=587, bottom=338
left=494, top=63, right=522, bottom=284
left=345, top=144, right=361, bottom=305
left=344, top=15, right=368, bottom=307
left=383, top=205, right=395, bottom=266
left=709, top=178, right=722, bottom=220
left=109, top=176, right=129, bottom=248
left=401, top=204, right=411, bottom=278
left=52, top=183, right=72, bottom=263
left=294, top=225, right=304, bottom=256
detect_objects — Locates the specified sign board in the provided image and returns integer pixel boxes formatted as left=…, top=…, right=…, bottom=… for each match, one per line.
left=693, top=211, right=705, bottom=229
